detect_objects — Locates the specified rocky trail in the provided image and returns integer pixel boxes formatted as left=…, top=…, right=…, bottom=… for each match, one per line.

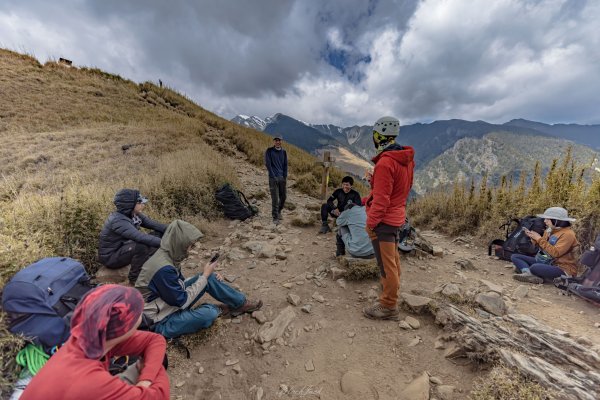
left=165, top=147, right=600, bottom=400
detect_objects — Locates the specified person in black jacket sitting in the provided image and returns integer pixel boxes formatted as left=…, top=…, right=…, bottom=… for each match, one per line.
left=98, top=189, right=167, bottom=284
left=319, top=176, right=362, bottom=234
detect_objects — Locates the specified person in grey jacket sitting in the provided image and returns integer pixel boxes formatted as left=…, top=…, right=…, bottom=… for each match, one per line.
left=98, top=189, right=167, bottom=284
left=335, top=204, right=374, bottom=258
left=135, top=220, right=262, bottom=339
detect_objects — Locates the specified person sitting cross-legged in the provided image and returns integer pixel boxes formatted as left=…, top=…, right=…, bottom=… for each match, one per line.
left=21, top=284, right=169, bottom=400
left=319, top=176, right=362, bottom=234
left=512, top=207, right=579, bottom=284
left=135, top=220, right=262, bottom=339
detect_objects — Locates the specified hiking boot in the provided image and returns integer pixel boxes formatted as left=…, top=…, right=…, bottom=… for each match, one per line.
left=216, top=303, right=230, bottom=317
left=319, top=223, right=331, bottom=234
left=273, top=218, right=280, bottom=226
left=230, top=299, right=263, bottom=317
left=363, top=303, right=400, bottom=320
left=335, top=248, right=346, bottom=257
left=513, top=271, right=544, bottom=284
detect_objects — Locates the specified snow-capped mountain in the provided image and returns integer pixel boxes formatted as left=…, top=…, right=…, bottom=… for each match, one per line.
left=231, top=115, right=267, bottom=131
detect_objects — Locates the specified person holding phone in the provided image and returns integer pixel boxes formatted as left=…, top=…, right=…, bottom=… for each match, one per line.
left=512, top=207, right=579, bottom=284
left=134, top=220, right=262, bottom=339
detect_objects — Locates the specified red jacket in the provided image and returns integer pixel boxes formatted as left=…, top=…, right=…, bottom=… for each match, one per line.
left=365, top=145, right=415, bottom=229
left=21, top=331, right=169, bottom=400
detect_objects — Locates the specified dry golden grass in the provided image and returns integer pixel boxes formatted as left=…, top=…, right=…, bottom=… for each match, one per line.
left=409, top=147, right=600, bottom=247
left=469, top=366, right=552, bottom=400
left=0, top=47, right=350, bottom=393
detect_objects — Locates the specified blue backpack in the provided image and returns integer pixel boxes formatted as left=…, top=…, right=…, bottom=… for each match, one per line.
left=2, top=257, right=95, bottom=351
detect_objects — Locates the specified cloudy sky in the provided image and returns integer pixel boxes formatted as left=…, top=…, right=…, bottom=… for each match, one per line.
left=1, top=0, right=599, bottom=126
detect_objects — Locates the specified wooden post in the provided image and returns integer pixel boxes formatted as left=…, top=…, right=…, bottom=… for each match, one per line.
left=320, top=151, right=332, bottom=201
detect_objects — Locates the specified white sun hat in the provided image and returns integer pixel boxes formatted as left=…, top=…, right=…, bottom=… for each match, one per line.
left=536, top=207, right=576, bottom=222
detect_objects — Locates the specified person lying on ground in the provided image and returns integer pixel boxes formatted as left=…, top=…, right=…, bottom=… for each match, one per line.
left=22, top=284, right=169, bottom=400
left=99, top=189, right=168, bottom=285
left=135, top=220, right=262, bottom=339
left=335, top=203, right=374, bottom=258
left=512, top=207, right=579, bottom=284
left=319, top=176, right=362, bottom=234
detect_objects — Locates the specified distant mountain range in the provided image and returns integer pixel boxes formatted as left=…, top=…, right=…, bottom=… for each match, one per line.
left=231, top=114, right=600, bottom=194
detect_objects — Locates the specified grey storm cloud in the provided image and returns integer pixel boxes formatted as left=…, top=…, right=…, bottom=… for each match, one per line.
left=0, top=0, right=599, bottom=125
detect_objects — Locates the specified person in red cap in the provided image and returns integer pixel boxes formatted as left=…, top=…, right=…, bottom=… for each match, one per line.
left=363, top=116, right=415, bottom=320
left=21, top=284, right=169, bottom=400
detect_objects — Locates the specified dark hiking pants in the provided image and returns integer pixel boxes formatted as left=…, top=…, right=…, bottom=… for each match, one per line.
left=367, top=223, right=401, bottom=309
left=104, top=232, right=161, bottom=283
left=320, top=203, right=338, bottom=222
left=269, top=177, right=287, bottom=219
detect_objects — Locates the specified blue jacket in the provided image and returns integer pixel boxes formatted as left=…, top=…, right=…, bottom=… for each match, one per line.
left=336, top=206, right=374, bottom=257
left=98, top=189, right=167, bottom=265
left=265, top=147, right=288, bottom=178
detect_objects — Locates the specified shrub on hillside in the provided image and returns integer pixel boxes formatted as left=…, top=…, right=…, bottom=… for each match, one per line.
left=143, top=147, right=239, bottom=221
left=409, top=148, right=600, bottom=248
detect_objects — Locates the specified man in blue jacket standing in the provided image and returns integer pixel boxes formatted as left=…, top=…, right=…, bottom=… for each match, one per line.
left=98, top=189, right=167, bottom=284
left=265, top=135, right=288, bottom=225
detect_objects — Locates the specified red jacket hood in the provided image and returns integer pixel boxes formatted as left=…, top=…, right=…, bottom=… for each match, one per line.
left=371, top=145, right=415, bottom=166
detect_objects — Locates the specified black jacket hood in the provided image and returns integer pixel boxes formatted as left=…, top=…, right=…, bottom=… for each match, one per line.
left=114, top=189, right=140, bottom=217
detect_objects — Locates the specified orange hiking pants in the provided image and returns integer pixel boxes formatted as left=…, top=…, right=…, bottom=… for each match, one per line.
left=367, top=224, right=401, bottom=309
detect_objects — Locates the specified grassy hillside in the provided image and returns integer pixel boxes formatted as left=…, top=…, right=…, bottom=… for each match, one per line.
left=0, top=48, right=365, bottom=393
left=0, top=48, right=358, bottom=283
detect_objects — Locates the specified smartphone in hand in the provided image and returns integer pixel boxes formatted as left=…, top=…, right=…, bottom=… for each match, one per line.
left=210, top=253, right=220, bottom=263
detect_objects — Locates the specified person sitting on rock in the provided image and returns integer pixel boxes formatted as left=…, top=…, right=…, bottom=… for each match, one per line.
left=512, top=207, right=579, bottom=284
left=335, top=203, right=374, bottom=258
left=99, top=189, right=167, bottom=285
left=135, top=220, right=262, bottom=339
left=22, top=284, right=169, bottom=400
left=319, top=176, right=362, bottom=234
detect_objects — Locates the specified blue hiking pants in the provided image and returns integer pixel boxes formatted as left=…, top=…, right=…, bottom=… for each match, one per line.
left=511, top=254, right=565, bottom=280
left=154, top=274, right=245, bottom=338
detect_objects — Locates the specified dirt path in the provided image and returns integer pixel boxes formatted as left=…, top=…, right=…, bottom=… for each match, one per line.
left=166, top=150, right=600, bottom=400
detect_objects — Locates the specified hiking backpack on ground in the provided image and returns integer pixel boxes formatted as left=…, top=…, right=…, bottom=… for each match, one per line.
left=555, top=234, right=600, bottom=305
left=488, top=216, right=546, bottom=261
left=2, top=257, right=96, bottom=351
left=215, top=183, right=258, bottom=221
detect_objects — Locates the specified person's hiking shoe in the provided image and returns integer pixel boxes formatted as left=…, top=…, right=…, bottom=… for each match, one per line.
left=513, top=272, right=544, bottom=284
left=335, top=249, right=346, bottom=257
left=273, top=218, right=280, bottom=226
left=319, top=223, right=331, bottom=234
left=363, top=303, right=400, bottom=320
left=230, top=299, right=263, bottom=317
left=216, top=303, right=230, bottom=317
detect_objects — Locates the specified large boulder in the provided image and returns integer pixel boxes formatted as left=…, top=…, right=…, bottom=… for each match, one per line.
left=399, top=372, right=430, bottom=400
left=95, top=265, right=129, bottom=284
left=401, top=293, right=435, bottom=314
left=258, top=306, right=296, bottom=343
left=340, top=371, right=378, bottom=399
left=475, top=291, right=507, bottom=316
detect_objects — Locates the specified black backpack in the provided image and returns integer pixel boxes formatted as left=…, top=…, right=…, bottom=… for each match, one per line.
left=555, top=234, right=600, bottom=305
left=488, top=216, right=546, bottom=261
left=215, top=183, right=258, bottom=221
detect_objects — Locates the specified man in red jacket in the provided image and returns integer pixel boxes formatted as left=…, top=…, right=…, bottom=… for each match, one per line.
left=363, top=116, right=415, bottom=320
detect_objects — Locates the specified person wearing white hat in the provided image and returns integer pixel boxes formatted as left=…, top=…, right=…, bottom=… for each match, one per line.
left=512, top=207, right=579, bottom=284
